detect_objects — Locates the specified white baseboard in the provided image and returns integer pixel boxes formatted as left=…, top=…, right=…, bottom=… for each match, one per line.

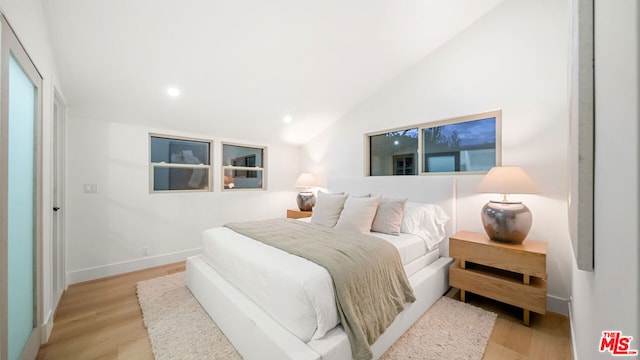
left=67, top=248, right=202, bottom=285
left=41, top=309, right=54, bottom=344
left=568, top=297, right=578, bottom=360
left=547, top=294, right=570, bottom=316
left=40, top=286, right=64, bottom=346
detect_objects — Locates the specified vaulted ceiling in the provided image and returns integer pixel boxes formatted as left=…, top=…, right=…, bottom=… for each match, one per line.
left=42, top=0, right=503, bottom=144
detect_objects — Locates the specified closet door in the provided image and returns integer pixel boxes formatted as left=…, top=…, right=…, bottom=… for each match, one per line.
left=0, top=15, right=43, bottom=360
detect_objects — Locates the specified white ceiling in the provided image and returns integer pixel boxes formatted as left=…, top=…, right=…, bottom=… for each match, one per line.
left=43, top=0, right=503, bottom=145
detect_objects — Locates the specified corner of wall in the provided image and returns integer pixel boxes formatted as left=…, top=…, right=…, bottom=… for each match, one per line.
left=547, top=294, right=570, bottom=316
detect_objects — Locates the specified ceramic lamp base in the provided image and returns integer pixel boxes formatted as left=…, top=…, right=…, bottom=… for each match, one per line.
left=480, top=200, right=532, bottom=244
left=297, top=192, right=316, bottom=211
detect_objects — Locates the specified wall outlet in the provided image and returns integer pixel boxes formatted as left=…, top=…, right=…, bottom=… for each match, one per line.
left=142, top=246, right=150, bottom=256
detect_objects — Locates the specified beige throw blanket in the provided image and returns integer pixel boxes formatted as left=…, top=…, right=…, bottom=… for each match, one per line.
left=225, top=219, right=416, bottom=360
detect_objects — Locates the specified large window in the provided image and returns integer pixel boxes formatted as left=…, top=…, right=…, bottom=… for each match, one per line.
left=149, top=134, right=213, bottom=192
left=222, top=143, right=266, bottom=190
left=367, top=110, right=501, bottom=175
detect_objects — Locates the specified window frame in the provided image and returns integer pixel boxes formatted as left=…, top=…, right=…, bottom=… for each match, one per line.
left=149, top=133, right=214, bottom=193
left=221, top=141, right=268, bottom=191
left=365, top=110, right=502, bottom=176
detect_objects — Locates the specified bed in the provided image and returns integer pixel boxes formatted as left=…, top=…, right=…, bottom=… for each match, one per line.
left=186, top=176, right=455, bottom=360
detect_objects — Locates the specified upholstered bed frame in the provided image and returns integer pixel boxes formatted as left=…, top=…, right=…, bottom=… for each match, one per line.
left=185, top=176, right=455, bottom=360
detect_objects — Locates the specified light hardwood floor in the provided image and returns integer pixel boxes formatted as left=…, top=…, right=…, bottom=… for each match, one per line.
left=37, top=262, right=185, bottom=360
left=444, top=289, right=573, bottom=360
left=37, top=262, right=572, bottom=360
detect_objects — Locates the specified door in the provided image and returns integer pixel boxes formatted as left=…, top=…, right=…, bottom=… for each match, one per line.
left=0, top=15, right=43, bottom=360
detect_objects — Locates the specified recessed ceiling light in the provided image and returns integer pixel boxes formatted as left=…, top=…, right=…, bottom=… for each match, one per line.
left=394, top=140, right=400, bottom=146
left=167, top=87, right=181, bottom=97
left=283, top=115, right=293, bottom=124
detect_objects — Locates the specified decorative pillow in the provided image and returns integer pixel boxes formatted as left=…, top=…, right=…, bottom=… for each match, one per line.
left=334, top=196, right=380, bottom=233
left=400, top=202, right=450, bottom=250
left=310, top=192, right=348, bottom=227
left=371, top=197, right=407, bottom=235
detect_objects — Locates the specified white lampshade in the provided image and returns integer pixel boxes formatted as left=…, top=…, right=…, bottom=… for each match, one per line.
left=294, top=173, right=320, bottom=188
left=476, top=166, right=540, bottom=195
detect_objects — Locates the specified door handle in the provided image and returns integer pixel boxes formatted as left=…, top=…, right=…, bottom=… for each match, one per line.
left=53, top=207, right=60, bottom=212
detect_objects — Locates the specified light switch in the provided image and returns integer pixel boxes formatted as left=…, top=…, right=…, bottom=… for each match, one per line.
left=83, top=184, right=98, bottom=193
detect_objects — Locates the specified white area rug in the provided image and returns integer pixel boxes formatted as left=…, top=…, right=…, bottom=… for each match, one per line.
left=137, top=272, right=496, bottom=360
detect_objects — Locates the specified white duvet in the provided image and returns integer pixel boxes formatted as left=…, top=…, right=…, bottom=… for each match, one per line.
left=200, top=226, right=438, bottom=342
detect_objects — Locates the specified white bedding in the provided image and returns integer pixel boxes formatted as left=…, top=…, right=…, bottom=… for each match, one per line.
left=200, top=226, right=440, bottom=343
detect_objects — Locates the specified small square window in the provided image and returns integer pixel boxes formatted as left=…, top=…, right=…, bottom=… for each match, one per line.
left=222, top=143, right=267, bottom=190
left=149, top=134, right=213, bottom=192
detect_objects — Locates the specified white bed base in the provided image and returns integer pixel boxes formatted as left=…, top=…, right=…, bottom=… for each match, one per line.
left=186, top=254, right=453, bottom=360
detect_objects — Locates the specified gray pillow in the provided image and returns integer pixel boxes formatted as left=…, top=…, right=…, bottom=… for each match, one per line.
left=371, top=198, right=407, bottom=235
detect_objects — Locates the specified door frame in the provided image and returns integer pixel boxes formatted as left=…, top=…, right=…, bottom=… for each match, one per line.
left=52, top=88, right=66, bottom=304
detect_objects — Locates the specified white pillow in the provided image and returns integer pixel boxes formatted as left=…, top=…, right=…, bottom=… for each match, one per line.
left=310, top=192, right=348, bottom=227
left=400, top=202, right=450, bottom=250
left=335, top=196, right=381, bottom=233
left=371, top=197, right=407, bottom=235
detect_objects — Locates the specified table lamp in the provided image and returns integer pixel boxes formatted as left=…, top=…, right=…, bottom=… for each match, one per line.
left=294, top=173, right=320, bottom=211
left=475, top=166, right=540, bottom=244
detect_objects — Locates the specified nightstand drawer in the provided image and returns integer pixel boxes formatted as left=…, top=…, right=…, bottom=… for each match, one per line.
left=450, top=231, right=547, bottom=279
left=450, top=260, right=547, bottom=314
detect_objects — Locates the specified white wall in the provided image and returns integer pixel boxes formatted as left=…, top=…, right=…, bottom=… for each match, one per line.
left=302, top=0, right=573, bottom=311
left=65, top=117, right=301, bottom=283
left=0, top=0, right=64, bottom=344
left=570, top=1, right=639, bottom=359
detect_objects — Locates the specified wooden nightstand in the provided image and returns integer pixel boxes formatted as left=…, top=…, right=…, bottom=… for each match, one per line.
left=286, top=209, right=312, bottom=219
left=448, top=231, right=547, bottom=326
